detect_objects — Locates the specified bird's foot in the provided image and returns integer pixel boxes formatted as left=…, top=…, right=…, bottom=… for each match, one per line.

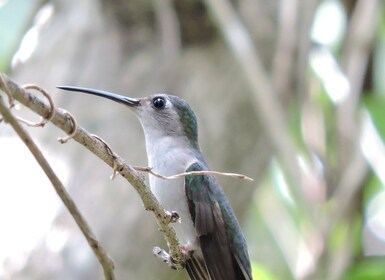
left=165, top=210, right=180, bottom=224
left=153, top=246, right=182, bottom=270
left=153, top=246, right=173, bottom=266
left=153, top=244, right=193, bottom=270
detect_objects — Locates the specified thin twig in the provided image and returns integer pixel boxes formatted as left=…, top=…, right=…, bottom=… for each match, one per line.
left=295, top=0, right=320, bottom=100
left=0, top=73, right=186, bottom=270
left=90, top=133, right=120, bottom=180
left=0, top=96, right=115, bottom=280
left=272, top=0, right=298, bottom=99
left=57, top=109, right=77, bottom=143
left=133, top=166, right=254, bottom=181
left=341, top=0, right=380, bottom=111
left=18, top=84, right=56, bottom=127
left=336, top=0, right=380, bottom=167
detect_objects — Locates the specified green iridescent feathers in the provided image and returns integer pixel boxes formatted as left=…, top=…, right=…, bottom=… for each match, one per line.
left=170, top=96, right=199, bottom=149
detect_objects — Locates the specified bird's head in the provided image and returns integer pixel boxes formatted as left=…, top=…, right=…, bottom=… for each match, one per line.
left=58, top=86, right=199, bottom=150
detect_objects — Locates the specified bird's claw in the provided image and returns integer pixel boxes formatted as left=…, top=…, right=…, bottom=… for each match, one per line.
left=153, top=247, right=178, bottom=269
left=165, top=211, right=180, bottom=224
left=153, top=245, right=193, bottom=270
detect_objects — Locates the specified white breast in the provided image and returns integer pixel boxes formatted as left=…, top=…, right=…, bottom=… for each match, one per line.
left=146, top=136, right=198, bottom=248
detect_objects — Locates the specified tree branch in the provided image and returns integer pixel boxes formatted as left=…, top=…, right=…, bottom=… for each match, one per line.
left=336, top=0, right=380, bottom=166
left=272, top=0, right=298, bottom=99
left=0, top=95, right=116, bottom=280
left=0, top=73, right=185, bottom=271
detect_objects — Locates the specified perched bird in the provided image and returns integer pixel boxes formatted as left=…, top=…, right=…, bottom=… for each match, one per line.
left=58, top=86, right=253, bottom=280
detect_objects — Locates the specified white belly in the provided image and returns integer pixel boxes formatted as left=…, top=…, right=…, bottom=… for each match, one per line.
left=150, top=175, right=197, bottom=248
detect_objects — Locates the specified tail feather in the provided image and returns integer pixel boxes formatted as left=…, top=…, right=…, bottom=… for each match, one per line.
left=185, top=255, right=210, bottom=280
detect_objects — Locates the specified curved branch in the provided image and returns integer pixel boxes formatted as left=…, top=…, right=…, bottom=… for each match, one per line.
left=0, top=73, right=185, bottom=270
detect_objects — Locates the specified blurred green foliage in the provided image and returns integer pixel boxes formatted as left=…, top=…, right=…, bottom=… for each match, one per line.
left=0, top=0, right=40, bottom=72
left=343, top=257, right=385, bottom=280
left=252, top=261, right=279, bottom=280
left=365, top=97, right=385, bottom=142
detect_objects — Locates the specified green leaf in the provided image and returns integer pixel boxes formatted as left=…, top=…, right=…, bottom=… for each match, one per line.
left=365, top=96, right=385, bottom=142
left=251, top=261, right=278, bottom=280
left=0, top=0, right=40, bottom=71
left=343, top=257, right=385, bottom=280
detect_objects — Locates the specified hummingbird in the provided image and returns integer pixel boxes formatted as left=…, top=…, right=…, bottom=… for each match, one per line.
left=58, top=86, right=253, bottom=280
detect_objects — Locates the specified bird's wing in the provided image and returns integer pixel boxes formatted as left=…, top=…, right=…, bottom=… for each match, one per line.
left=184, top=162, right=252, bottom=280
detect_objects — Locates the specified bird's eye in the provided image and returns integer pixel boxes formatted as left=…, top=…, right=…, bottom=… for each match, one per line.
left=152, top=97, right=166, bottom=109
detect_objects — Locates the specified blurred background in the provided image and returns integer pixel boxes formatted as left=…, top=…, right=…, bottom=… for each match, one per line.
left=1, top=0, right=385, bottom=279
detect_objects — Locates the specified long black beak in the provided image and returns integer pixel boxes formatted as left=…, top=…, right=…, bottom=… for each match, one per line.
left=57, top=86, right=140, bottom=106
